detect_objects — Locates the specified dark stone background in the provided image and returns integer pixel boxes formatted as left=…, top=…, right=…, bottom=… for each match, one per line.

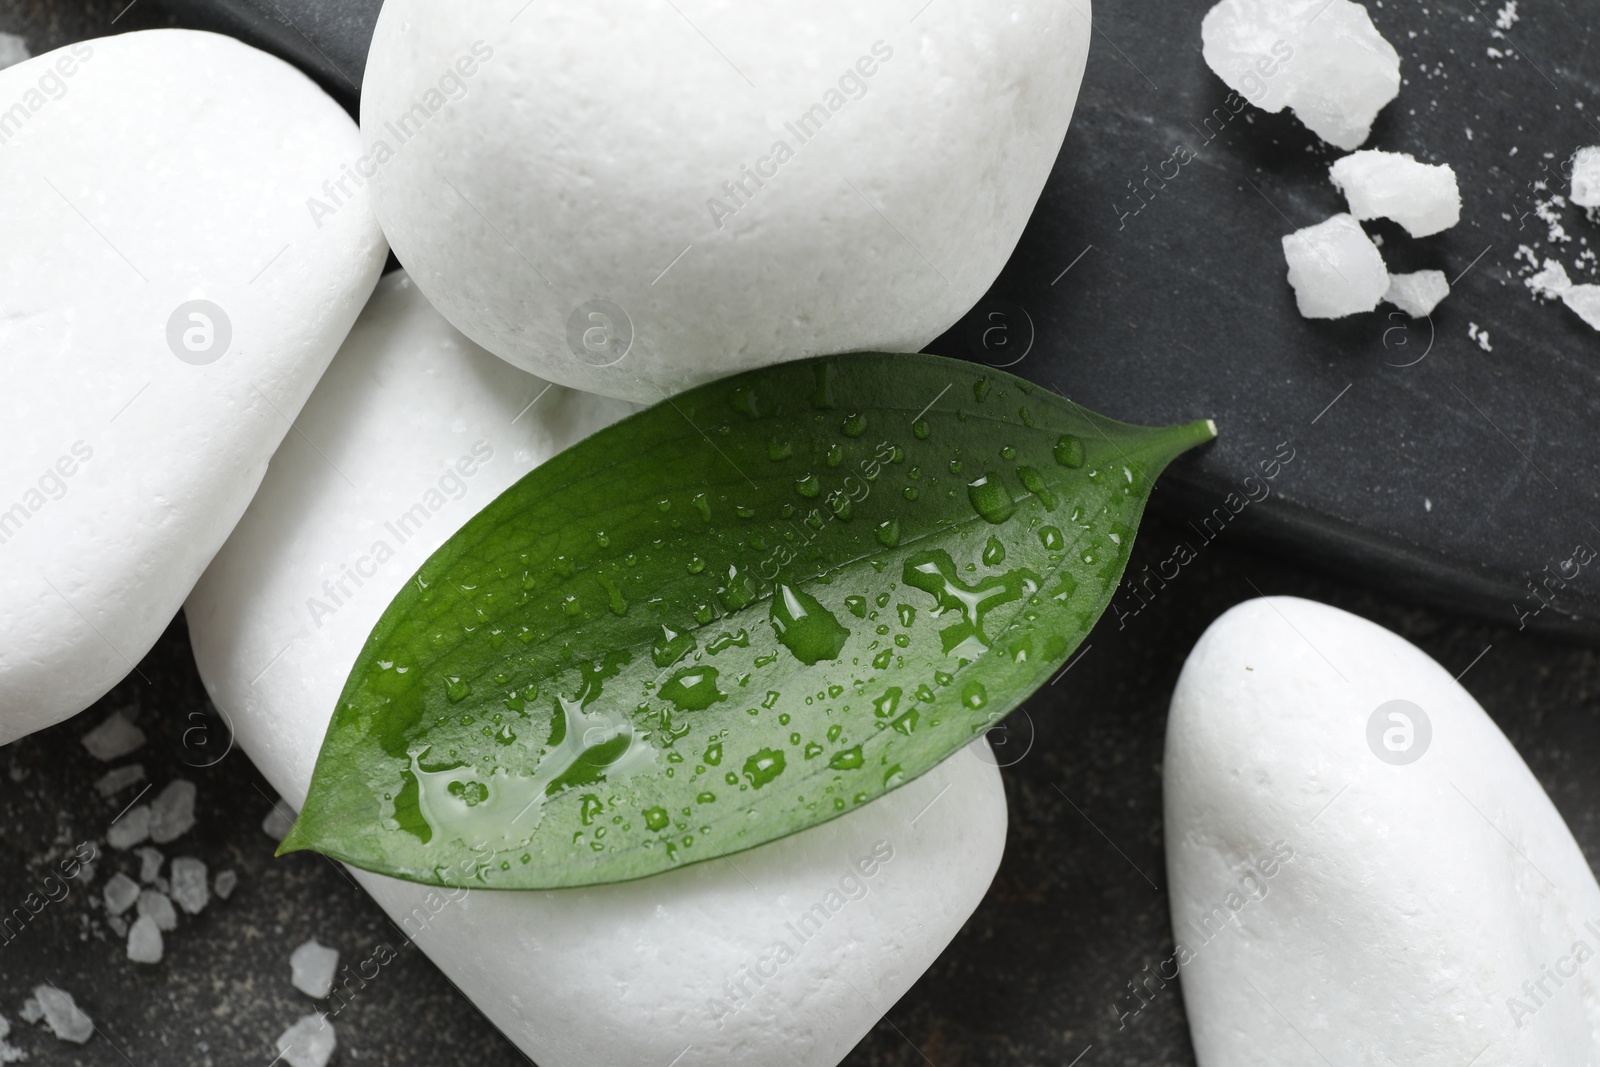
left=2, top=2, right=1598, bottom=1066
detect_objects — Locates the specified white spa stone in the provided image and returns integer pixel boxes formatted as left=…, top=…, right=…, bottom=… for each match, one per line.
left=0, top=30, right=386, bottom=745
left=1330, top=149, right=1461, bottom=237
left=1384, top=269, right=1449, bottom=317
left=186, top=274, right=1010, bottom=1067
left=1202, top=0, right=1400, bottom=150
left=1165, top=597, right=1600, bottom=1066
left=358, top=0, right=1092, bottom=403
left=1281, top=213, right=1388, bottom=318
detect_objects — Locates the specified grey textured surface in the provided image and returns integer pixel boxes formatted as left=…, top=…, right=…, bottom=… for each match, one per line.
left=2, top=3, right=1598, bottom=1067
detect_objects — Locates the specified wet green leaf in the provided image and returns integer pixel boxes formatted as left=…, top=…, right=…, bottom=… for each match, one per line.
left=285, top=353, right=1215, bottom=888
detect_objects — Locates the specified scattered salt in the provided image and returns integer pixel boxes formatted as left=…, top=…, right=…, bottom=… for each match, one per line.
left=1201, top=0, right=1400, bottom=150
left=290, top=939, right=340, bottom=999
left=102, top=872, right=140, bottom=916
left=0, top=34, right=27, bottom=72
left=214, top=869, right=239, bottom=901
left=1570, top=146, right=1600, bottom=210
left=149, top=780, right=196, bottom=844
left=135, top=846, right=164, bottom=884
left=1282, top=213, right=1389, bottom=318
left=80, top=710, right=145, bottom=762
left=275, top=1014, right=337, bottom=1067
left=262, top=805, right=297, bottom=842
left=1329, top=150, right=1461, bottom=237
left=107, top=805, right=151, bottom=850
left=1526, top=258, right=1572, bottom=298
left=1468, top=322, right=1493, bottom=351
left=1384, top=270, right=1450, bottom=317
left=136, top=889, right=177, bottom=933
left=1494, top=1, right=1519, bottom=29
left=0, top=1012, right=24, bottom=1064
left=126, top=915, right=163, bottom=965
left=32, top=986, right=92, bottom=1044
left=94, top=764, right=145, bottom=798
left=169, top=858, right=209, bottom=915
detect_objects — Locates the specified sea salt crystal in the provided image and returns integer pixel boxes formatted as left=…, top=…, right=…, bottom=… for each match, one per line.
left=1469, top=323, right=1493, bottom=351
left=18, top=1001, right=41, bottom=1026
left=1527, top=258, right=1572, bottom=298
left=275, top=1014, right=337, bottom=1067
left=1282, top=213, right=1389, bottom=318
left=126, top=915, right=163, bottom=964
left=149, top=780, right=196, bottom=844
left=1495, top=1, right=1519, bottom=29
left=1330, top=150, right=1461, bottom=237
left=137, top=889, right=177, bottom=932
left=107, top=805, right=151, bottom=850
left=214, top=869, right=239, bottom=901
left=108, top=914, right=128, bottom=937
left=1385, top=270, right=1450, bottom=316
left=32, top=986, right=92, bottom=1044
left=103, top=872, right=141, bottom=916
left=262, top=805, right=297, bottom=842
left=290, top=939, right=340, bottom=999
left=80, top=710, right=145, bottom=761
left=1561, top=286, right=1600, bottom=330
left=135, top=847, right=164, bottom=883
left=169, top=858, right=209, bottom=915
left=1570, top=146, right=1600, bottom=210
left=0, top=34, right=28, bottom=72
left=1202, top=0, right=1401, bottom=150
left=94, top=764, right=145, bottom=798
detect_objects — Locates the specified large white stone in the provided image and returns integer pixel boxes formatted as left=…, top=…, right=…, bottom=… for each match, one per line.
left=1202, top=0, right=1400, bottom=150
left=1165, top=598, right=1600, bottom=1065
left=0, top=30, right=386, bottom=744
left=358, top=0, right=1091, bottom=403
left=186, top=274, right=1009, bottom=1067
left=1330, top=149, right=1461, bottom=237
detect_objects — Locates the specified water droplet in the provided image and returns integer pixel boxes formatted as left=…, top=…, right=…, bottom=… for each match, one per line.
left=872, top=648, right=894, bottom=669
left=770, top=585, right=851, bottom=665
left=743, top=748, right=787, bottom=788
left=876, top=518, right=901, bottom=547
left=829, top=745, right=864, bottom=770
left=730, top=386, right=759, bottom=417
left=644, top=806, right=670, bottom=831
left=826, top=443, right=844, bottom=468
left=1054, top=434, right=1086, bottom=468
left=804, top=742, right=825, bottom=759
left=1039, top=526, right=1065, bottom=551
left=660, top=667, right=727, bottom=711
left=687, top=556, right=707, bottom=574
left=692, top=493, right=712, bottom=522
left=1018, top=407, right=1035, bottom=427
left=562, top=595, right=582, bottom=617
left=1016, top=465, right=1058, bottom=511
left=903, top=487, right=919, bottom=502
left=844, top=595, right=869, bottom=619
left=1000, top=444, right=1017, bottom=460
left=912, top=419, right=931, bottom=440
left=982, top=536, right=1006, bottom=566
left=657, top=498, right=672, bottom=512
left=795, top=473, right=820, bottom=498
left=445, top=677, right=471, bottom=703
left=736, top=505, right=756, bottom=519
left=769, top=438, right=794, bottom=461
left=841, top=412, right=867, bottom=437
left=961, top=681, right=988, bottom=709
left=948, top=458, right=963, bottom=475
left=967, top=474, right=1016, bottom=524
left=707, top=628, right=750, bottom=655
left=652, top=625, right=697, bottom=668
left=973, top=377, right=992, bottom=402
left=595, top=531, right=611, bottom=548
left=716, top=564, right=758, bottom=612
left=704, top=740, right=723, bottom=766
left=873, top=687, right=902, bottom=718
left=892, top=709, right=920, bottom=735
left=597, top=575, right=627, bottom=616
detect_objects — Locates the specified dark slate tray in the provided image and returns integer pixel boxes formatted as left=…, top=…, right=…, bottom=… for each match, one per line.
left=143, top=0, right=1600, bottom=639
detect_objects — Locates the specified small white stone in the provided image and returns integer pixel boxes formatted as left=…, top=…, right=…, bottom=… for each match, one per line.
left=134, top=846, right=163, bottom=883
left=108, top=915, right=128, bottom=938
left=0, top=33, right=27, bottom=71
left=1282, top=213, right=1389, bottom=318
left=261, top=806, right=297, bottom=843
left=1330, top=150, right=1461, bottom=237
left=1384, top=270, right=1449, bottom=317
left=32, top=986, right=92, bottom=1044
left=148, top=780, right=196, bottom=844
left=106, top=805, right=150, bottom=850
left=169, top=858, right=209, bottom=915
left=1570, top=146, right=1600, bottom=209
left=126, top=915, right=163, bottom=964
left=102, top=872, right=140, bottom=916
left=80, top=710, right=145, bottom=761
left=0, top=1010, right=22, bottom=1065
left=1560, top=285, right=1600, bottom=330
left=1203, top=0, right=1401, bottom=149
left=18, top=1000, right=41, bottom=1025
left=136, top=889, right=177, bottom=933
left=1165, top=598, right=1600, bottom=1064
left=289, top=939, right=340, bottom=999
left=214, top=869, right=239, bottom=901
left=275, top=1014, right=336, bottom=1067
left=93, top=764, right=146, bottom=798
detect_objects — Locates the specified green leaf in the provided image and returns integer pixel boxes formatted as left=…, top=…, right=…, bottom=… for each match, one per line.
left=284, top=352, right=1215, bottom=888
